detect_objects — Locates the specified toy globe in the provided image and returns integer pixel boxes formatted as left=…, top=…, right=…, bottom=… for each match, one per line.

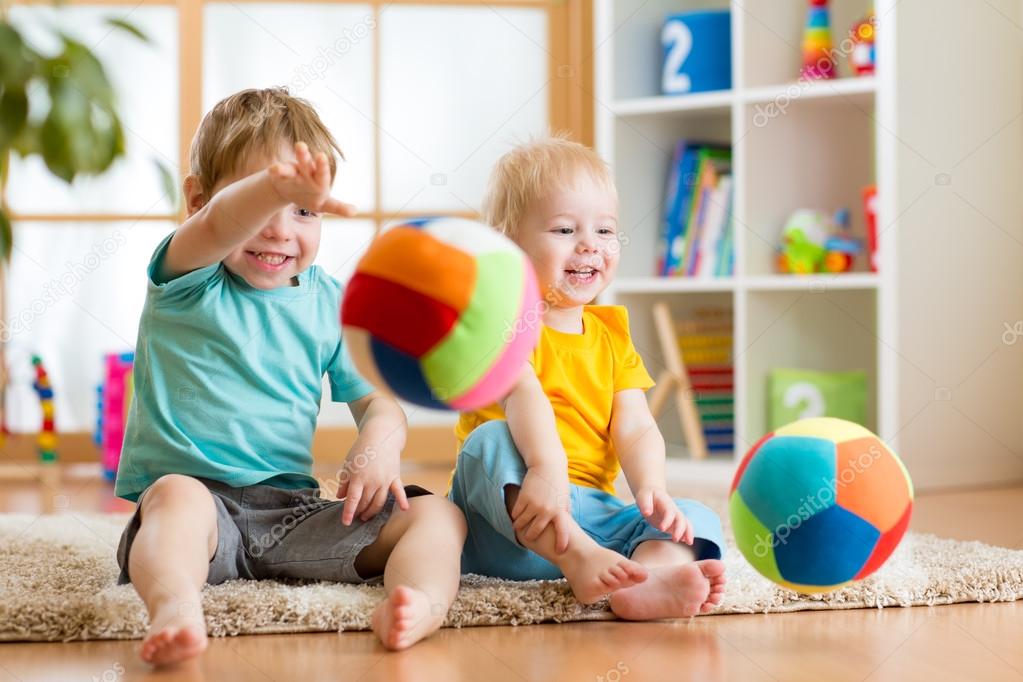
left=341, top=217, right=541, bottom=411
left=729, top=417, right=913, bottom=593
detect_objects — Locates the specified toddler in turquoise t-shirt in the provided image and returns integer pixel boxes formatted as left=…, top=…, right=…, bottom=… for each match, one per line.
left=114, top=87, right=466, bottom=665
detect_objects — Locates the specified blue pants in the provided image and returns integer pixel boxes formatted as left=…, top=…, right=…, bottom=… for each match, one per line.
left=447, top=420, right=725, bottom=580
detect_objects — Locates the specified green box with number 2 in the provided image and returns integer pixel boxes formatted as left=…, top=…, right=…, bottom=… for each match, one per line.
left=767, top=368, right=868, bottom=431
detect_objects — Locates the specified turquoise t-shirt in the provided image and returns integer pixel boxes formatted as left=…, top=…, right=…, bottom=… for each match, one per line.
left=114, top=233, right=373, bottom=502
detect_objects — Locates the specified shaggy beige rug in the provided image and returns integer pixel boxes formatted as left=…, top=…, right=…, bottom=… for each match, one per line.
left=1, top=512, right=1022, bottom=642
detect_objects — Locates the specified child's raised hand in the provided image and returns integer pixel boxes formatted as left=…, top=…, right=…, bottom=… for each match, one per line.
left=511, top=465, right=572, bottom=553
left=635, top=487, right=694, bottom=545
left=268, top=141, right=357, bottom=218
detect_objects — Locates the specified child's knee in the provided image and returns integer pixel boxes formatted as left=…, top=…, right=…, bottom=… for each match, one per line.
left=455, top=420, right=526, bottom=481
left=402, top=495, right=468, bottom=538
left=461, top=420, right=514, bottom=455
left=138, top=475, right=219, bottom=552
left=141, top=474, right=216, bottom=519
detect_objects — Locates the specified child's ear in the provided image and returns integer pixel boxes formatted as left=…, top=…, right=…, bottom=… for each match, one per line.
left=182, top=175, right=205, bottom=217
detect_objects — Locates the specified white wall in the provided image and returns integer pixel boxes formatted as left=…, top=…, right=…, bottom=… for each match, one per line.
left=893, top=0, right=1023, bottom=489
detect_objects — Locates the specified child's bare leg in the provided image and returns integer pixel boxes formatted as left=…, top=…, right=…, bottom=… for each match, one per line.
left=126, top=475, right=218, bottom=666
left=356, top=495, right=467, bottom=651
left=609, top=540, right=726, bottom=621
left=503, top=485, right=647, bottom=604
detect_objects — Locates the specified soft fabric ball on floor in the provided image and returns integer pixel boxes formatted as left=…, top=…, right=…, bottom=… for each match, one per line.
left=730, top=417, right=914, bottom=593
left=341, top=217, right=541, bottom=410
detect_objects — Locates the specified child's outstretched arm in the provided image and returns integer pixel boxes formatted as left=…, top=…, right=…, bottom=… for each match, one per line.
left=337, top=392, right=410, bottom=525
left=502, top=366, right=573, bottom=553
left=164, top=141, right=357, bottom=279
left=611, top=389, right=694, bottom=545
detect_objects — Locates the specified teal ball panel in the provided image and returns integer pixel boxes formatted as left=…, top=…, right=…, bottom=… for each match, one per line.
left=736, top=435, right=837, bottom=534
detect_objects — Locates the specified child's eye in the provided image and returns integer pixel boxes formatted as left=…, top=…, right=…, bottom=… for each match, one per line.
left=598, top=226, right=617, bottom=235
left=552, top=227, right=573, bottom=235
left=296, top=208, right=318, bottom=218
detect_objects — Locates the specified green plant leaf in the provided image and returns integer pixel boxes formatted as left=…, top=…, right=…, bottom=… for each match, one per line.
left=0, top=87, right=29, bottom=149
left=0, top=23, right=36, bottom=88
left=0, top=208, right=12, bottom=263
left=55, top=36, right=115, bottom=105
left=40, top=96, right=76, bottom=182
left=10, top=124, right=40, bottom=157
left=105, top=17, right=150, bottom=44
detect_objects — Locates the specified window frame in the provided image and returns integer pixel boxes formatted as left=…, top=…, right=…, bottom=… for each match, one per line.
left=1, top=0, right=594, bottom=230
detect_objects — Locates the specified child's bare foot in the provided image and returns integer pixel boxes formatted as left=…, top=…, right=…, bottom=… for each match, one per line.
left=140, top=598, right=208, bottom=666
left=558, top=542, right=649, bottom=604
left=371, top=585, right=445, bottom=651
left=609, top=559, right=726, bottom=621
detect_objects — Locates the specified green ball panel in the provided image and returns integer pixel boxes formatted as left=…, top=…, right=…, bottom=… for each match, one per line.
left=421, top=250, right=524, bottom=399
left=730, top=490, right=783, bottom=584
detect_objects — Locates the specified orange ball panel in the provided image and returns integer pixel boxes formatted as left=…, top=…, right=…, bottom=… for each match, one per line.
left=356, top=227, right=476, bottom=313
left=835, top=437, right=912, bottom=532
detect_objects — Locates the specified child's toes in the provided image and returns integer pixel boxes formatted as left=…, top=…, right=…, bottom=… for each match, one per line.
left=623, top=562, right=648, bottom=582
left=607, top=564, right=628, bottom=583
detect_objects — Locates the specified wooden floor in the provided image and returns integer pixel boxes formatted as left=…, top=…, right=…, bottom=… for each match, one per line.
left=1, top=463, right=1021, bottom=682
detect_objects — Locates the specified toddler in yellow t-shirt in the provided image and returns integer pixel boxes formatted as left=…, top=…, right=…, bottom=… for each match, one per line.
left=447, top=136, right=727, bottom=619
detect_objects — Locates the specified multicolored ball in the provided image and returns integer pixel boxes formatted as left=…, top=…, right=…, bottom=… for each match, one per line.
left=730, top=418, right=913, bottom=593
left=341, top=217, right=541, bottom=411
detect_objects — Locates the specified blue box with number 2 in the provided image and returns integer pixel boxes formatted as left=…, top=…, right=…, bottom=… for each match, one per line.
left=661, top=10, right=732, bottom=96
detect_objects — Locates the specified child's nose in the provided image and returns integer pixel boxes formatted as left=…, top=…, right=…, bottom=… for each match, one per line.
left=260, top=212, right=293, bottom=240
left=576, top=234, right=597, bottom=253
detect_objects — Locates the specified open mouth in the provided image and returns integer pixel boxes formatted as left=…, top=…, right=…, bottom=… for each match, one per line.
left=564, top=267, right=598, bottom=285
left=247, top=251, right=294, bottom=272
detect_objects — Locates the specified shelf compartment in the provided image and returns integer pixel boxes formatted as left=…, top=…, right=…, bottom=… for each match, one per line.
left=613, top=110, right=733, bottom=278
left=741, top=0, right=877, bottom=88
left=740, top=94, right=876, bottom=277
left=611, top=291, right=737, bottom=461
left=741, top=288, right=877, bottom=444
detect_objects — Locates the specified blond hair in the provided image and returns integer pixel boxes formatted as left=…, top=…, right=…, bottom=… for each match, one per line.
left=189, top=87, right=344, bottom=199
left=482, top=134, right=616, bottom=237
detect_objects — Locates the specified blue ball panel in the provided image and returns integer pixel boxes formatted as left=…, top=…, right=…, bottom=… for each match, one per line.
left=370, top=337, right=449, bottom=410
left=774, top=504, right=880, bottom=586
left=737, top=435, right=838, bottom=534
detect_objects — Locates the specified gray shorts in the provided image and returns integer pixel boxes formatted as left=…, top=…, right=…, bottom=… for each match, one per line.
left=116, top=476, right=431, bottom=586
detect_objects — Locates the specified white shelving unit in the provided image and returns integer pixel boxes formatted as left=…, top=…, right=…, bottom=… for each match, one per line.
left=595, top=0, right=895, bottom=486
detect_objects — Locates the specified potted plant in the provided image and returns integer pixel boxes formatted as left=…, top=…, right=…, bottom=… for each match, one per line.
left=0, top=9, right=172, bottom=444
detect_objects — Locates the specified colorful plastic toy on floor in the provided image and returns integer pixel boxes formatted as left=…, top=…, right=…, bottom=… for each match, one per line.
left=800, top=0, right=836, bottom=80
left=95, top=352, right=135, bottom=481
left=777, top=208, right=863, bottom=274
left=31, top=355, right=58, bottom=463
left=849, top=12, right=877, bottom=75
left=341, top=217, right=541, bottom=410
left=729, top=417, right=914, bottom=594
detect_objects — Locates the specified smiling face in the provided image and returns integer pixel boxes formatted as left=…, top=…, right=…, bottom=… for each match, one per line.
left=200, top=143, right=324, bottom=290
left=513, top=168, right=620, bottom=311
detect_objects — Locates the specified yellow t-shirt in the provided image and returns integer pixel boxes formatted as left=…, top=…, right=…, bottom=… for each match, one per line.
left=454, top=305, right=655, bottom=494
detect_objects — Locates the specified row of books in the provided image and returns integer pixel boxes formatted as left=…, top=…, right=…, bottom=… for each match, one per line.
left=657, top=142, right=734, bottom=278
left=677, top=309, right=734, bottom=453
